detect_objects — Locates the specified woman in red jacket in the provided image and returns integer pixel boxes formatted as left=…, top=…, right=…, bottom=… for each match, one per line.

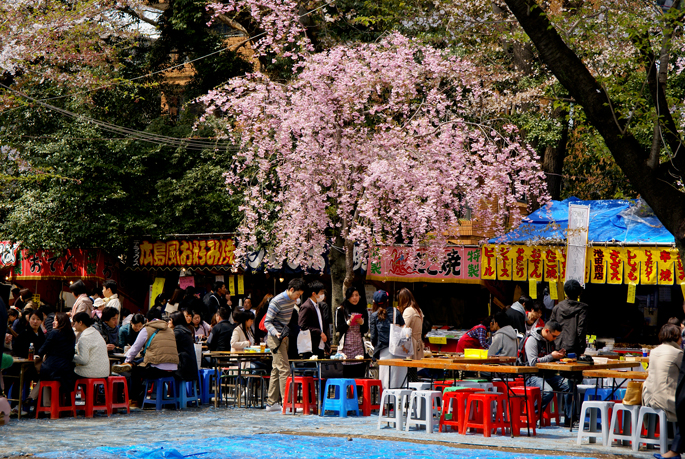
left=456, top=317, right=492, bottom=353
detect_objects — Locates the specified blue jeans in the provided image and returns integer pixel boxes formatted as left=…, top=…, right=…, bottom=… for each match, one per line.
left=527, top=375, right=572, bottom=419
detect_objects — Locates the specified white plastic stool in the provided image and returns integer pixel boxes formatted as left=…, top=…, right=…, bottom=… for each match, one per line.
left=377, top=389, right=412, bottom=431
left=408, top=382, right=431, bottom=390
left=405, top=390, right=442, bottom=433
left=634, top=406, right=672, bottom=453
left=577, top=401, right=613, bottom=446
left=608, top=404, right=640, bottom=447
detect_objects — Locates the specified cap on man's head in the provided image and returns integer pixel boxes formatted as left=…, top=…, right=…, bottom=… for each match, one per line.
left=93, top=298, right=106, bottom=309
left=564, top=279, right=583, bottom=300
left=373, top=290, right=389, bottom=304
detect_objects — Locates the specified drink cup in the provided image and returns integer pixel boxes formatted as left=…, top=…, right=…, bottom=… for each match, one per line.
left=260, top=343, right=266, bottom=352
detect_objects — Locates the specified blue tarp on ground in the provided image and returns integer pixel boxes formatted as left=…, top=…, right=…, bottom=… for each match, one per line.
left=41, top=433, right=595, bottom=459
left=489, top=197, right=675, bottom=245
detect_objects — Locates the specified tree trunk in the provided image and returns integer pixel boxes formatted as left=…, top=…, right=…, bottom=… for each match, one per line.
left=328, top=235, right=346, bottom=344
left=543, top=108, right=569, bottom=200
left=503, top=0, right=685, bottom=264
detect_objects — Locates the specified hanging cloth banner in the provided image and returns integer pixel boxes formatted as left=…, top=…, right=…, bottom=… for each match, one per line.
left=658, top=249, right=676, bottom=285
left=624, top=248, right=640, bottom=284
left=606, top=247, right=624, bottom=285
left=480, top=244, right=681, bottom=286
left=496, top=246, right=512, bottom=281
left=566, top=204, right=590, bottom=286
left=512, top=246, right=529, bottom=281
left=590, top=248, right=607, bottom=284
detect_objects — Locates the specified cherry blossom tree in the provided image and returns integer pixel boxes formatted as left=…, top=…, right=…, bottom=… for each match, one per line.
left=200, top=33, right=549, bottom=310
left=0, top=0, right=149, bottom=98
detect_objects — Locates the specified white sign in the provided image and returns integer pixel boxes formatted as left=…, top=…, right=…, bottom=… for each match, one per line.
left=566, top=204, right=590, bottom=286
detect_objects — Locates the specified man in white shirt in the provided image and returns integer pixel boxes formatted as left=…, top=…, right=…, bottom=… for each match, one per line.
left=102, top=280, right=121, bottom=312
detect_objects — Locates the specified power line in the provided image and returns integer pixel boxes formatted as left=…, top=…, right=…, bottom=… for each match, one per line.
left=0, top=83, right=238, bottom=151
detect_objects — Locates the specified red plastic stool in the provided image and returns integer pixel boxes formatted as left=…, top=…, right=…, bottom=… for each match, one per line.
left=541, top=393, right=561, bottom=426
left=439, top=392, right=463, bottom=432
left=433, top=380, right=457, bottom=392
left=462, top=392, right=508, bottom=437
left=36, top=381, right=76, bottom=419
left=75, top=378, right=111, bottom=417
left=354, top=379, right=382, bottom=416
left=510, top=386, right=542, bottom=435
left=283, top=376, right=317, bottom=415
left=108, top=376, right=130, bottom=414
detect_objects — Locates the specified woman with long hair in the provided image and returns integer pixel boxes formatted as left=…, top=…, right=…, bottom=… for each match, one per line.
left=369, top=290, right=405, bottom=389
left=398, top=288, right=424, bottom=381
left=169, top=311, right=199, bottom=383
left=336, top=286, right=369, bottom=378
left=253, top=293, right=273, bottom=343
left=166, top=289, right=184, bottom=315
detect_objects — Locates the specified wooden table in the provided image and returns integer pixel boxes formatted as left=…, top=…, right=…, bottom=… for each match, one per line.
left=289, top=358, right=372, bottom=416
left=536, top=361, right=640, bottom=372
left=4, top=358, right=33, bottom=419
left=582, top=370, right=647, bottom=380
left=205, top=351, right=273, bottom=408
left=378, top=359, right=538, bottom=436
left=421, top=356, right=517, bottom=365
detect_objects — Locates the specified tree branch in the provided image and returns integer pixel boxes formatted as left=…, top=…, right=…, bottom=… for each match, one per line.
left=502, top=0, right=685, bottom=241
left=214, top=13, right=249, bottom=37
left=117, top=6, right=158, bottom=27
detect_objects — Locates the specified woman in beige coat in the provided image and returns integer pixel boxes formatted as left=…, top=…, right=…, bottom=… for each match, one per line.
left=643, top=324, right=683, bottom=422
left=399, top=288, right=424, bottom=361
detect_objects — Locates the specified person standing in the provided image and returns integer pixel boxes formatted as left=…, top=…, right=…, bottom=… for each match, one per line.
left=336, top=286, right=369, bottom=378
left=102, top=280, right=121, bottom=312
left=203, top=282, right=228, bottom=320
left=506, top=294, right=529, bottom=337
left=298, top=281, right=329, bottom=359
left=369, top=290, right=406, bottom=389
left=550, top=279, right=589, bottom=355
left=264, top=278, right=305, bottom=412
left=399, top=289, right=424, bottom=360
left=69, top=280, right=93, bottom=317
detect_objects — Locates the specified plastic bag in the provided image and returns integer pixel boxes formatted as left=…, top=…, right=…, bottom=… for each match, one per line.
left=297, top=330, right=312, bottom=354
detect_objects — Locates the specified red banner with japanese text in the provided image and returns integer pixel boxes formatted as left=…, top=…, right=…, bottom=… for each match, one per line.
left=11, top=249, right=117, bottom=282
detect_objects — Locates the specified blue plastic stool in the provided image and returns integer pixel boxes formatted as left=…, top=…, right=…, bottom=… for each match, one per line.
left=322, top=378, right=360, bottom=417
left=584, top=388, right=614, bottom=401
left=178, top=380, right=201, bottom=408
left=142, top=377, right=179, bottom=410
left=199, top=369, right=220, bottom=405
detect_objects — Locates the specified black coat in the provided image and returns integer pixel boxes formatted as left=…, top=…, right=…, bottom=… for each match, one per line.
left=174, top=324, right=199, bottom=382
left=369, top=307, right=404, bottom=359
left=207, top=320, right=235, bottom=352
left=13, top=328, right=45, bottom=359
left=288, top=307, right=300, bottom=359
left=38, top=329, right=75, bottom=387
left=550, top=298, right=589, bottom=355
left=203, top=292, right=227, bottom=319
left=299, top=299, right=329, bottom=354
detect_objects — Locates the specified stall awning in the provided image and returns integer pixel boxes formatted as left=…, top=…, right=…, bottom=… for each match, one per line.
left=10, top=248, right=118, bottom=282
left=480, top=198, right=683, bottom=286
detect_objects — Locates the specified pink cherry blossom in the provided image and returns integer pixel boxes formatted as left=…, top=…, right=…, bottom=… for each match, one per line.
left=200, top=33, right=549, bottom=269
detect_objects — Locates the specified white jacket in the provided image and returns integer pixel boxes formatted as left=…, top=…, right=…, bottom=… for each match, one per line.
left=642, top=341, right=683, bottom=421
left=74, top=327, right=110, bottom=378
left=105, top=294, right=121, bottom=312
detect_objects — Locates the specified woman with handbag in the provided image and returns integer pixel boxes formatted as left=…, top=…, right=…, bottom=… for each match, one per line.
left=644, top=324, right=683, bottom=459
left=398, top=288, right=424, bottom=381
left=370, top=290, right=406, bottom=390
left=336, top=286, right=369, bottom=378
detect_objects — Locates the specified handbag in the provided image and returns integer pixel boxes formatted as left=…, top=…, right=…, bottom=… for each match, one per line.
left=297, top=329, right=313, bottom=354
left=388, top=308, right=413, bottom=358
left=622, top=381, right=643, bottom=405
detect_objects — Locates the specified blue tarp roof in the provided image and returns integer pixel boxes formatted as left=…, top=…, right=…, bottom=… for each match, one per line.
left=489, top=197, right=675, bottom=245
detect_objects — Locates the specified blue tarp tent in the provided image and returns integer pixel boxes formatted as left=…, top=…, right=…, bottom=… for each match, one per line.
left=489, top=197, right=675, bottom=246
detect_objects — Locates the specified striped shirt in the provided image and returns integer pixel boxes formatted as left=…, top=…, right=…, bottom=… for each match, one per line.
left=264, top=290, right=296, bottom=337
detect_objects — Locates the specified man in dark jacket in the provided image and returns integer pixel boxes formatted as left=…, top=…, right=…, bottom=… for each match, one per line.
left=550, top=279, right=589, bottom=355
left=505, top=294, right=529, bottom=337
left=207, top=307, right=234, bottom=351
left=203, top=282, right=228, bottom=320
left=298, top=281, right=329, bottom=358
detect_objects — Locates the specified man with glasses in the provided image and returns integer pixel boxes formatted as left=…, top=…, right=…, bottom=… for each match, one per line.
left=521, top=320, right=573, bottom=425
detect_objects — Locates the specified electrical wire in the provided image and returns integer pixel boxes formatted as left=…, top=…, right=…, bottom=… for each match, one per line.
left=0, top=82, right=238, bottom=151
